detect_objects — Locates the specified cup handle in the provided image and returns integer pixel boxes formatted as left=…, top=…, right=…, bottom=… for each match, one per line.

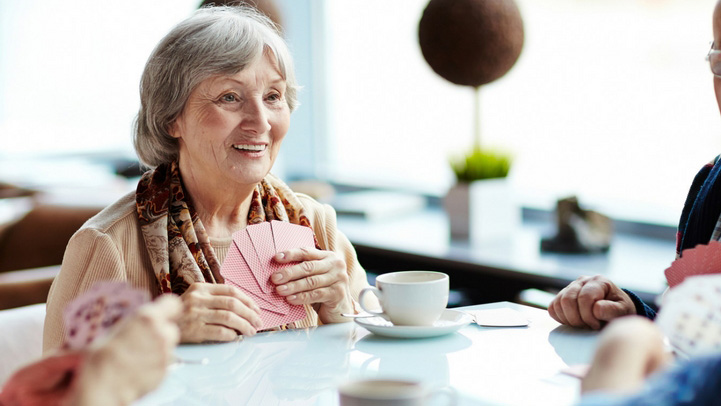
left=358, top=286, right=384, bottom=316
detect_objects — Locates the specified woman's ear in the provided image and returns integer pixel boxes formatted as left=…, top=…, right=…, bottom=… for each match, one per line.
left=167, top=118, right=182, bottom=139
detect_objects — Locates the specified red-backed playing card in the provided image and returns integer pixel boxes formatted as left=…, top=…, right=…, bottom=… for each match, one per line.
left=221, top=240, right=289, bottom=314
left=236, top=228, right=275, bottom=295
left=246, top=222, right=280, bottom=291
left=665, top=241, right=721, bottom=287
left=270, top=220, right=315, bottom=253
left=219, top=221, right=315, bottom=329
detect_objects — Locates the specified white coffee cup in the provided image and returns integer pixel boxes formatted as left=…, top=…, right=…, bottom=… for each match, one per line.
left=359, top=271, right=449, bottom=326
left=338, top=379, right=455, bottom=406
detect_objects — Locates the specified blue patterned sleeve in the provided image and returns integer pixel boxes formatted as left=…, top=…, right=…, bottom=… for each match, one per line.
left=621, top=289, right=656, bottom=320
left=577, top=354, right=721, bottom=406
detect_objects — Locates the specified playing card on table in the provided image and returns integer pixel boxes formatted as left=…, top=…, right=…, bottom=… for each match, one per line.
left=63, top=281, right=150, bottom=350
left=466, top=308, right=529, bottom=327
left=656, top=274, right=721, bottom=357
left=560, top=364, right=590, bottom=379
left=664, top=241, right=721, bottom=288
left=219, top=221, right=315, bottom=330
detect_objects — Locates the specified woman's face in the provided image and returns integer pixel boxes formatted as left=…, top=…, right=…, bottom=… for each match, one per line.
left=170, top=52, right=291, bottom=190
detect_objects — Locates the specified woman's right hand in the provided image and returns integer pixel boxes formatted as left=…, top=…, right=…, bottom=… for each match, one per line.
left=178, top=282, right=263, bottom=342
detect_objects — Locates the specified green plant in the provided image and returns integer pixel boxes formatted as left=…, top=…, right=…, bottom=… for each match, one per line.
left=450, top=147, right=511, bottom=182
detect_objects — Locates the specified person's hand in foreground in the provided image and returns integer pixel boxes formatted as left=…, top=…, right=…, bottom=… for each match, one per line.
left=0, top=295, right=183, bottom=406
left=272, top=247, right=353, bottom=324
left=177, top=283, right=263, bottom=343
left=70, top=294, right=183, bottom=406
left=582, top=316, right=670, bottom=395
left=548, top=275, right=636, bottom=330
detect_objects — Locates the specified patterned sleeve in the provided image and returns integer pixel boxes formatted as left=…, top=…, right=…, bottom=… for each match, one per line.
left=622, top=289, right=656, bottom=320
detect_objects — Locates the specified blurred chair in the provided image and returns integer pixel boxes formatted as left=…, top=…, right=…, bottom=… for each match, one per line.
left=0, top=303, right=46, bottom=385
left=0, top=204, right=100, bottom=309
left=0, top=204, right=100, bottom=273
left=0, top=266, right=61, bottom=310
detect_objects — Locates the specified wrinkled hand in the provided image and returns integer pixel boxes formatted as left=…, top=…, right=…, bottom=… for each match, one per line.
left=582, top=316, right=670, bottom=394
left=178, top=282, right=262, bottom=343
left=73, top=294, right=183, bottom=406
left=548, top=275, right=636, bottom=330
left=272, top=247, right=353, bottom=324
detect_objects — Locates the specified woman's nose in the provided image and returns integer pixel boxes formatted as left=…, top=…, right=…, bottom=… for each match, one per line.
left=239, top=98, right=271, bottom=134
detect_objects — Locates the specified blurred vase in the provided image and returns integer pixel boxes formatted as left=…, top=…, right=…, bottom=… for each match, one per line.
left=444, top=179, right=518, bottom=241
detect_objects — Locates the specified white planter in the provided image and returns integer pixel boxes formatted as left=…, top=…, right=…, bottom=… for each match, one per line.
left=443, top=179, right=519, bottom=241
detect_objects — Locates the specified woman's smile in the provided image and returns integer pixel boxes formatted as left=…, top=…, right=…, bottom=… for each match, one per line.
left=232, top=143, right=268, bottom=157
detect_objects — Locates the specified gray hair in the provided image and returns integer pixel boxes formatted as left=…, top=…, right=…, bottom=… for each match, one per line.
left=134, top=5, right=298, bottom=168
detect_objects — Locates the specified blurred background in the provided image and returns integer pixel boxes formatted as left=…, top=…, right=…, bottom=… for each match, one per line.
left=0, top=0, right=718, bottom=226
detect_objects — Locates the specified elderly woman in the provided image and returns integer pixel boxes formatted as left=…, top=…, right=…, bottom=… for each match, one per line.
left=43, top=6, right=368, bottom=352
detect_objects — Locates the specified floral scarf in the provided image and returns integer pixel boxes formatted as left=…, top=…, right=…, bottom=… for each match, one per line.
left=135, top=161, right=314, bottom=295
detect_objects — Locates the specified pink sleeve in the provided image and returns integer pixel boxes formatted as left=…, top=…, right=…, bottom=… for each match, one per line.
left=0, top=352, right=84, bottom=406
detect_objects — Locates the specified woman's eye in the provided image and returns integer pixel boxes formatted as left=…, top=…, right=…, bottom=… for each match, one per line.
left=221, top=93, right=238, bottom=103
left=266, top=92, right=281, bottom=102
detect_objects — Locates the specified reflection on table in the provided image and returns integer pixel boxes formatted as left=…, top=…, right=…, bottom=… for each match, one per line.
left=136, top=302, right=600, bottom=406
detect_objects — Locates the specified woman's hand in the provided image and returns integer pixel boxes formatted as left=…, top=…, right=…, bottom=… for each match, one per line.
left=72, top=294, right=183, bottom=405
left=272, top=248, right=353, bottom=324
left=582, top=316, right=670, bottom=394
left=178, top=283, right=263, bottom=342
left=548, top=275, right=636, bottom=330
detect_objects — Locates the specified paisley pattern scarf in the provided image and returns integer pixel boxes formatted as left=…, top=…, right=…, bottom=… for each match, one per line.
left=135, top=161, right=314, bottom=295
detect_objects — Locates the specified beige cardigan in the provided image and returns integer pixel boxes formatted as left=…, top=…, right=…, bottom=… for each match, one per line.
left=43, top=191, right=370, bottom=353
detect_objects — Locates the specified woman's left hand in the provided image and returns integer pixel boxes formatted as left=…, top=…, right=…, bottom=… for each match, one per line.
left=272, top=248, right=353, bottom=324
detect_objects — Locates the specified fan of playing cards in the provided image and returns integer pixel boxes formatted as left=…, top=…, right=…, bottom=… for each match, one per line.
left=656, top=274, right=721, bottom=358
left=63, top=281, right=150, bottom=350
left=664, top=241, right=721, bottom=288
left=220, top=220, right=315, bottom=330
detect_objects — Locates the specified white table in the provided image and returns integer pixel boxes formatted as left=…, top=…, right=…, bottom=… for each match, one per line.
left=136, top=302, right=600, bottom=406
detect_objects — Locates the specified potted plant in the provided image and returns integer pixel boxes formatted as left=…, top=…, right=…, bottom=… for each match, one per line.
left=418, top=0, right=524, bottom=240
left=444, top=141, right=516, bottom=241
left=449, top=146, right=511, bottom=183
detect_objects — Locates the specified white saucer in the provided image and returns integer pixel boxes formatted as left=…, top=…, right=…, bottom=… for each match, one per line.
left=354, top=309, right=473, bottom=338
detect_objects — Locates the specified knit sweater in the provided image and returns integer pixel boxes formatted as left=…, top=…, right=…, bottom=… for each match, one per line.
left=43, top=191, right=369, bottom=353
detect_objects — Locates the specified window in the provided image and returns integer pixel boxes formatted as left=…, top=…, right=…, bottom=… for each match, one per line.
left=316, top=0, right=720, bottom=226
left=1, top=0, right=718, bottom=228
left=0, top=0, right=198, bottom=156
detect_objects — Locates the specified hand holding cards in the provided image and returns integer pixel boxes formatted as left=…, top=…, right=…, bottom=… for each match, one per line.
left=220, top=220, right=315, bottom=330
left=63, top=282, right=150, bottom=350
